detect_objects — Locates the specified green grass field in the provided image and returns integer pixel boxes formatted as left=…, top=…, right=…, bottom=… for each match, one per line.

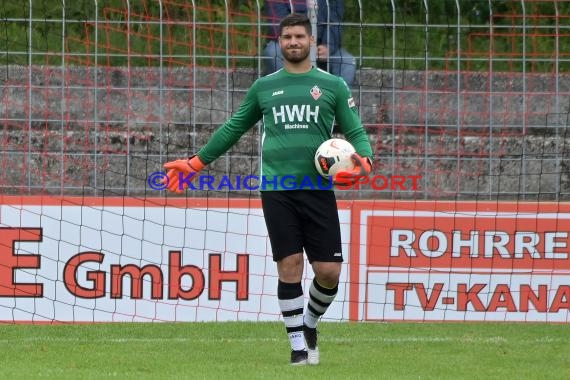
left=0, top=321, right=568, bottom=379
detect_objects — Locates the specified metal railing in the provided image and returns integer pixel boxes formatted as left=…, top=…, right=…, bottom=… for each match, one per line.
left=0, top=0, right=568, bottom=200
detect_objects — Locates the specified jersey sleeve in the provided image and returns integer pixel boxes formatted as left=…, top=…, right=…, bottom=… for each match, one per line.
left=334, top=79, right=374, bottom=160
left=196, top=81, right=263, bottom=165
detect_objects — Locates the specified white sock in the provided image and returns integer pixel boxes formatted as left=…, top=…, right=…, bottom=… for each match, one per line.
left=304, top=279, right=338, bottom=328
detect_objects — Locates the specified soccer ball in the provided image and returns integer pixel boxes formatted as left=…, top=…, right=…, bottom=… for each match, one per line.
left=314, top=138, right=356, bottom=179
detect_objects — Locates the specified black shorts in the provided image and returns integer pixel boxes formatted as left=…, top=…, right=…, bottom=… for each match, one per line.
left=260, top=190, right=343, bottom=263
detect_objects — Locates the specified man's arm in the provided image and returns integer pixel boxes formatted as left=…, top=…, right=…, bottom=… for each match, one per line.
left=333, top=79, right=373, bottom=161
left=317, top=0, right=344, bottom=56
left=196, top=85, right=263, bottom=164
left=265, top=0, right=294, bottom=40
left=331, top=78, right=373, bottom=184
left=162, top=83, right=263, bottom=192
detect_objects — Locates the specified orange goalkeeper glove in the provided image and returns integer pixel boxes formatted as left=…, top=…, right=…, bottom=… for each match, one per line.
left=163, top=155, right=206, bottom=193
left=333, top=153, right=372, bottom=187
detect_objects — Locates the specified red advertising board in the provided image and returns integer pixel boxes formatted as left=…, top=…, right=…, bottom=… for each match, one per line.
left=1, top=197, right=569, bottom=322
left=349, top=201, right=570, bottom=322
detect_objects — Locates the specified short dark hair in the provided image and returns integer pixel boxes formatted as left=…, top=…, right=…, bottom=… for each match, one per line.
left=278, top=13, right=311, bottom=36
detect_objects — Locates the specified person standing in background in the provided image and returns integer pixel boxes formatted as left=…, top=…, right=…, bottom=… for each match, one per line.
left=262, top=0, right=357, bottom=87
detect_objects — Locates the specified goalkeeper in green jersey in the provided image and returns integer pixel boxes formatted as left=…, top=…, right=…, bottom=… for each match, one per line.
left=163, top=13, right=373, bottom=366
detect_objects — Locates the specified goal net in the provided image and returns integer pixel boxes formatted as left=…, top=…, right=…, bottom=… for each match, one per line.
left=1, top=0, right=569, bottom=323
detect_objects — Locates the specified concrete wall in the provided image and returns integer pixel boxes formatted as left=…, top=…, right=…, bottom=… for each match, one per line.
left=1, top=65, right=569, bottom=199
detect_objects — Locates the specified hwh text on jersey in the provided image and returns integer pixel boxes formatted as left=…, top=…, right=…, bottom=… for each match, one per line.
left=272, top=105, right=319, bottom=125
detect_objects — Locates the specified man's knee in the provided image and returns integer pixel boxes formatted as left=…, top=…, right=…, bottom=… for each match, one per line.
left=311, top=261, right=341, bottom=287
left=262, top=41, right=282, bottom=74
left=330, top=49, right=355, bottom=65
left=277, top=253, right=304, bottom=282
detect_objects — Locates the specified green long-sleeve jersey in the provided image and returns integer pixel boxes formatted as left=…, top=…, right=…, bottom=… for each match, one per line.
left=197, top=67, right=373, bottom=191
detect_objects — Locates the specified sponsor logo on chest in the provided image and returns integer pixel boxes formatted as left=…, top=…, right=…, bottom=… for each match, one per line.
left=272, top=104, right=320, bottom=124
